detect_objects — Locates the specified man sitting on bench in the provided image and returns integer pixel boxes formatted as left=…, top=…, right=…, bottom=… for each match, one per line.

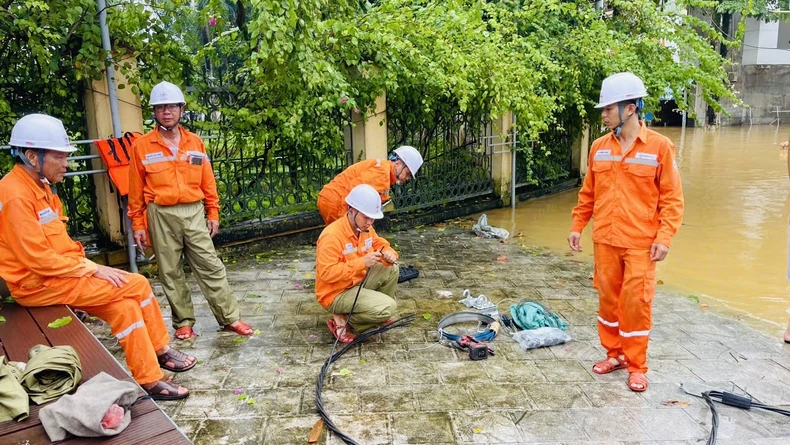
left=0, top=114, right=194, bottom=400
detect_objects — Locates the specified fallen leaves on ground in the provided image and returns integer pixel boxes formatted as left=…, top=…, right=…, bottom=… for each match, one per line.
left=657, top=280, right=664, bottom=285
left=48, top=316, right=72, bottom=328
left=339, top=368, right=351, bottom=377
left=0, top=316, right=5, bottom=323
left=422, top=313, right=432, bottom=320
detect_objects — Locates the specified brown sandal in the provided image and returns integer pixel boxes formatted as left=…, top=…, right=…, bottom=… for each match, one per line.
left=628, top=372, right=648, bottom=392
left=592, top=357, right=629, bottom=375
left=144, top=380, right=190, bottom=401
left=158, top=348, right=197, bottom=373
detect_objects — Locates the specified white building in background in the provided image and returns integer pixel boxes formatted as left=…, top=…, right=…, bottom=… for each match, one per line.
left=721, top=16, right=790, bottom=125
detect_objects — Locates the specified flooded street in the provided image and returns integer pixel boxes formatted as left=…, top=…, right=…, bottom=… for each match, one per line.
left=485, top=125, right=790, bottom=334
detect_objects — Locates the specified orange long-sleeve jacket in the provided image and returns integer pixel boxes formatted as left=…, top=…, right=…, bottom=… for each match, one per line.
left=571, top=123, right=684, bottom=249
left=314, top=215, right=398, bottom=308
left=127, top=127, right=220, bottom=231
left=318, top=159, right=396, bottom=207
left=0, top=166, right=98, bottom=299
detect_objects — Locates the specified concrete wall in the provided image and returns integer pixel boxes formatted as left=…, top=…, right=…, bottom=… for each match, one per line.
left=721, top=65, right=790, bottom=125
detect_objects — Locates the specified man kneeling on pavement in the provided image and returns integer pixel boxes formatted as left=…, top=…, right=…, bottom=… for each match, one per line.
left=0, top=114, right=195, bottom=400
left=315, top=184, right=399, bottom=343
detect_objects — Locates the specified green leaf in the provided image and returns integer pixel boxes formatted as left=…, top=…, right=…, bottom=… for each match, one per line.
left=246, top=397, right=256, bottom=405
left=338, top=368, right=351, bottom=377
left=422, top=313, right=432, bottom=320
left=253, top=329, right=262, bottom=336
left=233, top=337, right=246, bottom=344
left=237, top=394, right=247, bottom=401
left=0, top=316, right=6, bottom=323
left=48, top=316, right=72, bottom=328
left=687, top=295, right=700, bottom=303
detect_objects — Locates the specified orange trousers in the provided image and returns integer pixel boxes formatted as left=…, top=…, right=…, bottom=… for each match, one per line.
left=13, top=273, right=169, bottom=385
left=593, top=243, right=656, bottom=374
left=317, top=194, right=346, bottom=225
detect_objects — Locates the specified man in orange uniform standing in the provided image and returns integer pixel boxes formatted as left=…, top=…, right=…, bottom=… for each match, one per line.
left=317, top=146, right=423, bottom=224
left=0, top=114, right=194, bottom=400
left=128, top=81, right=252, bottom=340
left=315, top=184, right=399, bottom=343
left=568, top=73, right=684, bottom=392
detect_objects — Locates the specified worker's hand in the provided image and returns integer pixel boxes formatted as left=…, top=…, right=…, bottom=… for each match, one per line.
left=568, top=231, right=582, bottom=251
left=207, top=219, right=219, bottom=238
left=381, top=249, right=397, bottom=265
left=650, top=243, right=669, bottom=262
left=133, top=230, right=147, bottom=249
left=363, top=251, right=382, bottom=268
left=93, top=264, right=130, bottom=288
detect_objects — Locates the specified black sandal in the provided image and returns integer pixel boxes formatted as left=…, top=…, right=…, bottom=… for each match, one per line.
left=157, top=348, right=197, bottom=373
left=144, top=380, right=190, bottom=401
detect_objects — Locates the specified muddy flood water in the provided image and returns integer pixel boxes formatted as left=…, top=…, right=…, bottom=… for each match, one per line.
left=485, top=125, right=790, bottom=336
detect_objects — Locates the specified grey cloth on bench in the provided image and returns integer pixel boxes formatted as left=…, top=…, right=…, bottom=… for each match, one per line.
left=40, top=372, right=139, bottom=441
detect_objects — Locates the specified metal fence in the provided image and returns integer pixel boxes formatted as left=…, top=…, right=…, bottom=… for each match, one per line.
left=204, top=134, right=350, bottom=225
left=514, top=117, right=575, bottom=188
left=388, top=110, right=494, bottom=212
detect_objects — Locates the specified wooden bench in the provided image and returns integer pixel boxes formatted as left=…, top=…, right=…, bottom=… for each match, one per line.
left=0, top=294, right=190, bottom=444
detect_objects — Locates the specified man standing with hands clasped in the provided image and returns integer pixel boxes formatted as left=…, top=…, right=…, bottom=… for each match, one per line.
left=128, top=81, right=252, bottom=340
left=568, top=72, right=684, bottom=392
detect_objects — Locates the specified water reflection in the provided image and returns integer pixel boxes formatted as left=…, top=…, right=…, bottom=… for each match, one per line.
left=485, top=125, right=790, bottom=334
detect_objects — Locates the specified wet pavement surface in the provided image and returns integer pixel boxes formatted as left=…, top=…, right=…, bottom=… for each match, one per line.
left=87, top=217, right=790, bottom=444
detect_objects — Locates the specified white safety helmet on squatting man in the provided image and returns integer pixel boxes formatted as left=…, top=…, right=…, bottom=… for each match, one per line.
left=595, top=72, right=648, bottom=137
left=345, top=184, right=384, bottom=219
left=391, top=145, right=424, bottom=178
left=6, top=114, right=78, bottom=185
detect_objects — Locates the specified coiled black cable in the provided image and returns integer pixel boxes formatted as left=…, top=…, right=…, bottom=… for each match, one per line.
left=314, top=261, right=416, bottom=444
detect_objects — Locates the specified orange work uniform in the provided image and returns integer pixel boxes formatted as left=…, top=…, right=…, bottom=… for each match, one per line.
left=127, top=126, right=219, bottom=231
left=0, top=166, right=169, bottom=385
left=315, top=215, right=398, bottom=308
left=571, top=123, right=684, bottom=374
left=317, top=159, right=396, bottom=224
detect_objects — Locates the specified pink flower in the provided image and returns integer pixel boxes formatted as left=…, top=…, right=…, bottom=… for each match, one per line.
left=233, top=388, right=242, bottom=395
left=208, top=17, right=217, bottom=26
left=354, top=108, right=360, bottom=114
left=341, top=97, right=348, bottom=104
left=294, top=283, right=303, bottom=290
left=308, top=334, right=317, bottom=340
left=277, top=367, right=285, bottom=373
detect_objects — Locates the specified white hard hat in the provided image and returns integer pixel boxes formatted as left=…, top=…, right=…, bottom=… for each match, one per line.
left=595, top=72, right=648, bottom=109
left=345, top=184, right=384, bottom=219
left=393, top=145, right=423, bottom=177
left=7, top=114, right=77, bottom=153
left=150, top=81, right=186, bottom=106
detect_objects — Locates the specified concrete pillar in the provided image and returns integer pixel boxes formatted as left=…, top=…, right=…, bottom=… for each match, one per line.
left=349, top=93, right=388, bottom=162
left=84, top=57, right=145, bottom=244
left=491, top=111, right=514, bottom=206
left=693, top=83, right=708, bottom=127
left=572, top=124, right=590, bottom=178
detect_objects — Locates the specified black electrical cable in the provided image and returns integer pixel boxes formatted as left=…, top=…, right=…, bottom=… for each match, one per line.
left=314, top=257, right=417, bottom=444
left=680, top=384, right=790, bottom=445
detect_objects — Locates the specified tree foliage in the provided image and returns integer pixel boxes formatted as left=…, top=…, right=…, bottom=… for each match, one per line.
left=0, top=0, right=757, bottom=149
